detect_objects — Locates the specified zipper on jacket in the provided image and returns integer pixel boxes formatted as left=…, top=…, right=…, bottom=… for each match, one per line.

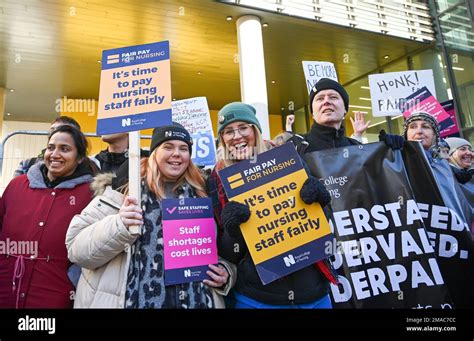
left=99, top=198, right=121, bottom=210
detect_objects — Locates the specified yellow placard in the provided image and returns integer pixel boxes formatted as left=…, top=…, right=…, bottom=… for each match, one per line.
left=233, top=168, right=331, bottom=264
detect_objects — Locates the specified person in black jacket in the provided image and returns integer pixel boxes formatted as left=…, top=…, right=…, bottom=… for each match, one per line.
left=304, top=78, right=362, bottom=152
left=94, top=133, right=151, bottom=175
left=303, top=78, right=404, bottom=153
left=94, top=133, right=130, bottom=174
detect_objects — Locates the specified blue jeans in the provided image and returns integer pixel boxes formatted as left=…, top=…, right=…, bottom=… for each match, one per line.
left=234, top=292, right=332, bottom=309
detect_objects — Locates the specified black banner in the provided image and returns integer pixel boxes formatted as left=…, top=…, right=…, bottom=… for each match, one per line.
left=305, top=142, right=453, bottom=308
left=402, top=142, right=474, bottom=308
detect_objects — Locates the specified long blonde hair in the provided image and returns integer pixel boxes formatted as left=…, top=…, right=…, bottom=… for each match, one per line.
left=216, top=125, right=270, bottom=169
left=120, top=148, right=206, bottom=199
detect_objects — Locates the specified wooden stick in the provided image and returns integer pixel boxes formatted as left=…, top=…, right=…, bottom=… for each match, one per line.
left=128, top=130, right=142, bottom=235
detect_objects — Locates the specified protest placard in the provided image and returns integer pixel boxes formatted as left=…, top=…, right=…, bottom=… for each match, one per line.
left=96, top=41, right=174, bottom=234
left=399, top=86, right=453, bottom=131
left=97, top=41, right=172, bottom=134
left=439, top=100, right=460, bottom=137
left=218, top=143, right=333, bottom=285
left=369, top=70, right=435, bottom=117
left=305, top=143, right=454, bottom=308
left=162, top=198, right=218, bottom=285
left=172, top=97, right=216, bottom=166
left=302, top=61, right=338, bottom=94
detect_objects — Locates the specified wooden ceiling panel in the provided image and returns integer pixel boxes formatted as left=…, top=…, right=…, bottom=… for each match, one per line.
left=0, top=0, right=430, bottom=122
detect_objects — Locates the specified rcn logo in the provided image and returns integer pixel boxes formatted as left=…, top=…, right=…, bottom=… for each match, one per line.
left=121, top=118, right=131, bottom=127
left=283, top=255, right=296, bottom=267
left=184, top=269, right=191, bottom=278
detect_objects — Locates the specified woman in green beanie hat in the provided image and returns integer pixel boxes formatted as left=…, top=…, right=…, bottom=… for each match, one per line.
left=208, top=102, right=336, bottom=309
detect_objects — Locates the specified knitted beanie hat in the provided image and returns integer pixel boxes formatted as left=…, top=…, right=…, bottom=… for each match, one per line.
left=217, top=102, right=262, bottom=134
left=150, top=122, right=193, bottom=154
left=309, top=78, right=349, bottom=113
left=402, top=111, right=440, bottom=143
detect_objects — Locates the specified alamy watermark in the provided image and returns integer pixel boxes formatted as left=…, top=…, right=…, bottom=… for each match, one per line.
left=55, top=96, right=96, bottom=116
left=0, top=238, right=38, bottom=258
left=18, top=315, right=55, bottom=334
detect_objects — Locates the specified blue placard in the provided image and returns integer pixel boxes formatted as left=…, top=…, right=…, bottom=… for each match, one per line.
left=218, top=143, right=302, bottom=198
left=97, top=41, right=172, bottom=134
left=191, top=132, right=216, bottom=167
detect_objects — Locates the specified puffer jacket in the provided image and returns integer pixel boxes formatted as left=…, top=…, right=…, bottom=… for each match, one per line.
left=66, top=174, right=236, bottom=308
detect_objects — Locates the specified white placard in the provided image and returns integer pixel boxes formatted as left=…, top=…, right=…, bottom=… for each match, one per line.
left=171, top=97, right=216, bottom=166
left=369, top=70, right=436, bottom=117
left=302, top=61, right=338, bottom=94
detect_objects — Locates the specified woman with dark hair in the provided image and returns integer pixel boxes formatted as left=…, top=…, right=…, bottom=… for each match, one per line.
left=0, top=125, right=96, bottom=308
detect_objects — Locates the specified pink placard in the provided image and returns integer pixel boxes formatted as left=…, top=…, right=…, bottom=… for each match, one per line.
left=163, top=218, right=217, bottom=270
left=440, top=100, right=460, bottom=137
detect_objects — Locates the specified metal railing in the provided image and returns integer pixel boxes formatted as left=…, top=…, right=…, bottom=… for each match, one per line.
left=0, top=130, right=152, bottom=175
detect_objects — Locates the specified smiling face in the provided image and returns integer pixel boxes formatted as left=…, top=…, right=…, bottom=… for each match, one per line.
left=406, top=120, right=436, bottom=149
left=44, top=132, right=81, bottom=181
left=312, top=89, right=346, bottom=129
left=452, top=145, right=473, bottom=169
left=155, top=140, right=190, bottom=182
left=220, top=121, right=256, bottom=161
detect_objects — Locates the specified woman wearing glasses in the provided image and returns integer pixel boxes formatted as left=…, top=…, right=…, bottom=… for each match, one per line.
left=208, top=102, right=336, bottom=309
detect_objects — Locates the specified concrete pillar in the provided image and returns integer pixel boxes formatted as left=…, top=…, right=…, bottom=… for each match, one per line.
left=236, top=15, right=270, bottom=139
left=0, top=88, right=6, bottom=139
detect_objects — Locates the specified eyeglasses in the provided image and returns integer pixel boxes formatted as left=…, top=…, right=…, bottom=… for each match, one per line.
left=221, top=124, right=253, bottom=141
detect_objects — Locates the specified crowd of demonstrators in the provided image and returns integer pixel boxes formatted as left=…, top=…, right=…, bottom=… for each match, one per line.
left=1, top=78, right=472, bottom=310
left=207, top=102, right=336, bottom=309
left=66, top=123, right=234, bottom=308
left=273, top=78, right=397, bottom=156
left=13, top=116, right=82, bottom=177
left=0, top=125, right=97, bottom=308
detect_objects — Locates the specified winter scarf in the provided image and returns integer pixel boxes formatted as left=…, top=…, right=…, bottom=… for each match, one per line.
left=124, top=180, right=214, bottom=309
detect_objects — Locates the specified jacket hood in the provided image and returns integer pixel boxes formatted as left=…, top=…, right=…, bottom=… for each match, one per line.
left=27, top=162, right=93, bottom=189
left=90, top=173, right=115, bottom=196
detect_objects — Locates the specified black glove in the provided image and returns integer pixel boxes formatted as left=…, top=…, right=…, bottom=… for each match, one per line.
left=221, top=201, right=251, bottom=239
left=452, top=167, right=472, bottom=184
left=300, top=176, right=331, bottom=207
left=379, top=129, right=405, bottom=150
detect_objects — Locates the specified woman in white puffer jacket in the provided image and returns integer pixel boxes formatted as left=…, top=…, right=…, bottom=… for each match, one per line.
left=66, top=123, right=235, bottom=308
